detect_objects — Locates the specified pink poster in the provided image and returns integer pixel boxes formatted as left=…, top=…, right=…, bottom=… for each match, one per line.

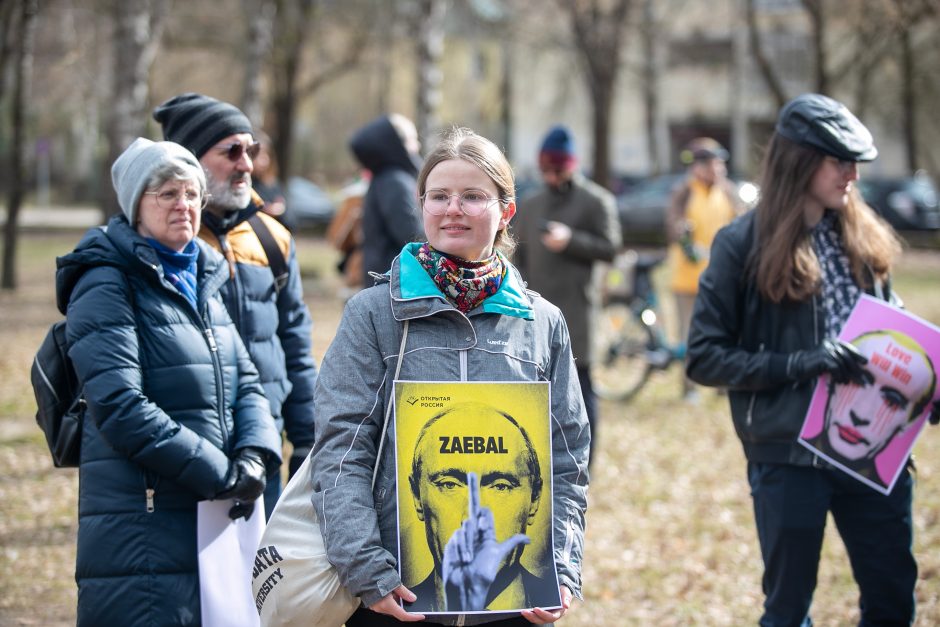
left=798, top=295, right=940, bottom=494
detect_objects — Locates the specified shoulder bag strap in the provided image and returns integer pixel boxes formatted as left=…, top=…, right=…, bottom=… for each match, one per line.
left=372, top=320, right=410, bottom=489
left=248, top=214, right=289, bottom=293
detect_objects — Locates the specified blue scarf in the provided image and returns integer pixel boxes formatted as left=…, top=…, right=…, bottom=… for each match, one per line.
left=147, top=238, right=200, bottom=310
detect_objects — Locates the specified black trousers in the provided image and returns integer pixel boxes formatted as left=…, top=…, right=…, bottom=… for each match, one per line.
left=747, top=462, right=916, bottom=627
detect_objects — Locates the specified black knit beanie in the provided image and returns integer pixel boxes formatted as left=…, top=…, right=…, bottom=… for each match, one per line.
left=152, top=93, right=253, bottom=159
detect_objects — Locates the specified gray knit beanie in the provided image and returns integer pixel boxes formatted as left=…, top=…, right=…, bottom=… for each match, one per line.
left=152, top=93, right=253, bottom=159
left=111, top=138, right=206, bottom=225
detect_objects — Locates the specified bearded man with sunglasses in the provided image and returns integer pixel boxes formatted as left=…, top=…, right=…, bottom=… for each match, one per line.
left=153, top=93, right=318, bottom=520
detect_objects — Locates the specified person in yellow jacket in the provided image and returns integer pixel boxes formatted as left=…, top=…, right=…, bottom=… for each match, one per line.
left=666, top=138, right=742, bottom=400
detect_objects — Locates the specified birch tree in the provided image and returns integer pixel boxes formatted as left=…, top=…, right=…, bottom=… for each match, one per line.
left=2, top=0, right=38, bottom=290
left=103, top=0, right=169, bottom=217
left=557, top=0, right=633, bottom=191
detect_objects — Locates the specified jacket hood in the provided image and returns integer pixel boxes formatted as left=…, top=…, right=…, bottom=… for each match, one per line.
left=348, top=116, right=421, bottom=176
left=55, top=214, right=225, bottom=314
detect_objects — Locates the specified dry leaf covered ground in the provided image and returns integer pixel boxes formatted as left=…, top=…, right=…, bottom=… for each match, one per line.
left=2, top=231, right=940, bottom=626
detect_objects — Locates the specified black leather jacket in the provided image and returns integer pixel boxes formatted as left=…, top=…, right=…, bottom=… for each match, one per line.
left=686, top=211, right=893, bottom=466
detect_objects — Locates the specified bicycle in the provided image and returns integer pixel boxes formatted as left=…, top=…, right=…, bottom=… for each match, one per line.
left=592, top=249, right=686, bottom=402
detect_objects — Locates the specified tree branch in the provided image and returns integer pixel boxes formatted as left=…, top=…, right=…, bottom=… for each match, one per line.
left=746, top=0, right=787, bottom=108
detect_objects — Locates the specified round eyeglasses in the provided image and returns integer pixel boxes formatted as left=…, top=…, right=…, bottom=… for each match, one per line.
left=421, top=190, right=502, bottom=216
left=144, top=188, right=209, bottom=210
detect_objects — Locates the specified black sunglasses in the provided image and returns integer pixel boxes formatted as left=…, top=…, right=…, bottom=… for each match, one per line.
left=218, top=141, right=261, bottom=162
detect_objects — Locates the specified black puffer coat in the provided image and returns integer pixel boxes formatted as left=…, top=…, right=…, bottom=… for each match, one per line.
left=56, top=215, right=281, bottom=626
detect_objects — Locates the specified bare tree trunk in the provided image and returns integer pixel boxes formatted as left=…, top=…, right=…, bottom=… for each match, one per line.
left=499, top=37, right=513, bottom=157
left=591, top=79, right=614, bottom=190
left=0, top=0, right=19, bottom=105
left=271, top=0, right=313, bottom=180
left=270, top=0, right=366, bottom=178
left=730, top=0, right=750, bottom=176
left=800, top=0, right=828, bottom=93
left=415, top=0, right=446, bottom=147
left=640, top=0, right=661, bottom=175
left=2, top=0, right=38, bottom=291
left=900, top=25, right=917, bottom=171
left=103, top=0, right=168, bottom=219
left=561, top=0, right=633, bottom=191
left=746, top=0, right=787, bottom=108
left=241, top=0, right=276, bottom=129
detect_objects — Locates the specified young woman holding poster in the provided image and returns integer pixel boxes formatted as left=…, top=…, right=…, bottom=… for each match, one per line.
left=309, top=127, right=589, bottom=626
left=685, top=94, right=920, bottom=625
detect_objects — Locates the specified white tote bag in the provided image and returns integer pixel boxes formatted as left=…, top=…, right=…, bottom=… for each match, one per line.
left=252, top=453, right=358, bottom=627
left=252, top=322, right=409, bottom=626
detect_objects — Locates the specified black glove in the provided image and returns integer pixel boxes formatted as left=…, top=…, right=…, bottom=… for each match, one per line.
left=929, top=399, right=940, bottom=426
left=227, top=500, right=257, bottom=522
left=216, top=447, right=268, bottom=503
left=788, top=339, right=869, bottom=385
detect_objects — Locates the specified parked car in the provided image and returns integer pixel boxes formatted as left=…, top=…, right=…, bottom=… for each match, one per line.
left=615, top=173, right=758, bottom=246
left=857, top=173, right=940, bottom=231
left=286, top=176, right=336, bottom=230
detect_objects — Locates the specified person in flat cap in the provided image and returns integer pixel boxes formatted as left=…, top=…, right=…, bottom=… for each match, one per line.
left=512, top=124, right=622, bottom=469
left=686, top=93, right=916, bottom=626
left=153, top=93, right=319, bottom=520
left=57, top=137, right=281, bottom=625
left=665, top=137, right=743, bottom=401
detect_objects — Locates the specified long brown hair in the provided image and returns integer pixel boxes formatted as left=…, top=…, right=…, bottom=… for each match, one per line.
left=750, top=134, right=902, bottom=303
left=417, top=127, right=517, bottom=256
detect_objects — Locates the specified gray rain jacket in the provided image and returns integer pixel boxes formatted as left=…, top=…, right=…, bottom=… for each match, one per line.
left=310, top=244, right=590, bottom=624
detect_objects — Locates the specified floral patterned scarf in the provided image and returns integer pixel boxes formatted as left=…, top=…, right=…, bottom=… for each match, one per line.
left=415, top=243, right=506, bottom=313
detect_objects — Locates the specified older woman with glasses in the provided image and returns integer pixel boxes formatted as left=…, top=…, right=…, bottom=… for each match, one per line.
left=310, top=127, right=589, bottom=626
left=56, top=137, right=281, bottom=626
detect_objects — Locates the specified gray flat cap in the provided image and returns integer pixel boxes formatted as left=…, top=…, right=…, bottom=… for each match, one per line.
left=775, top=93, right=877, bottom=162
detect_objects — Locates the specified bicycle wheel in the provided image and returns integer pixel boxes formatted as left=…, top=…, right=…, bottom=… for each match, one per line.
left=592, top=302, right=655, bottom=402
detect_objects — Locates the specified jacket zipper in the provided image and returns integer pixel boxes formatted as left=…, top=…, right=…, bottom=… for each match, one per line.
left=456, top=309, right=474, bottom=382
left=746, top=343, right=764, bottom=427
left=203, top=320, right=229, bottom=453
left=142, top=470, right=160, bottom=513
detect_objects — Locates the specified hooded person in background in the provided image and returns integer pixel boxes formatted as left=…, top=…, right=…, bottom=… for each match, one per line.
left=348, top=113, right=425, bottom=286
left=512, top=125, right=622, bottom=469
left=153, top=93, right=318, bottom=519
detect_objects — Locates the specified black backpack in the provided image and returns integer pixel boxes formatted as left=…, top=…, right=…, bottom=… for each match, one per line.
left=31, top=266, right=135, bottom=468
left=31, top=319, right=83, bottom=467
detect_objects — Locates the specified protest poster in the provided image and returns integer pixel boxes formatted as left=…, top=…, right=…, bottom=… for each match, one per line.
left=393, top=381, right=560, bottom=614
left=198, top=497, right=264, bottom=627
left=798, top=294, right=940, bottom=494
